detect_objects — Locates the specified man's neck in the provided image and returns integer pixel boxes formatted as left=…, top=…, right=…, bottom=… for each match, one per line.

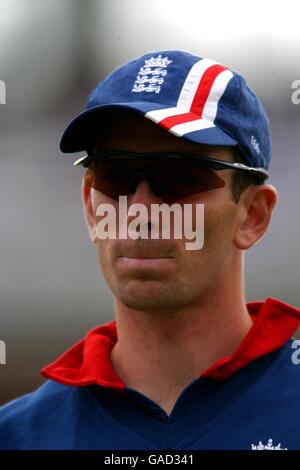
left=110, top=286, right=253, bottom=416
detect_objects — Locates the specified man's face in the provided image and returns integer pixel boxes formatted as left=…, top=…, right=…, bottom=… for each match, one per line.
left=83, top=110, right=243, bottom=313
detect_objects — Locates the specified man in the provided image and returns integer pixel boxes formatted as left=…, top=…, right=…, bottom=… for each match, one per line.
left=0, top=50, right=299, bottom=450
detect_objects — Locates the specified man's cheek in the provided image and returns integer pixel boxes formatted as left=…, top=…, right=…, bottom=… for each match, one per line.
left=182, top=204, right=204, bottom=251
left=97, top=239, right=113, bottom=273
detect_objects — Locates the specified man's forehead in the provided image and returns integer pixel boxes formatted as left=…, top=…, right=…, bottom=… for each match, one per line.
left=93, top=109, right=236, bottom=162
left=97, top=109, right=171, bottom=138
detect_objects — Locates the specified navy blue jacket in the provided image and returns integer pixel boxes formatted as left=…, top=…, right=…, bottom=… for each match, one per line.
left=1, top=298, right=300, bottom=450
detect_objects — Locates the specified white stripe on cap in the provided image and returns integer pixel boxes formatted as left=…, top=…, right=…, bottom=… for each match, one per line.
left=145, top=58, right=234, bottom=137
left=201, top=69, right=233, bottom=122
left=145, top=59, right=217, bottom=123
left=145, top=106, right=184, bottom=123
left=176, top=58, right=218, bottom=109
left=170, top=118, right=215, bottom=137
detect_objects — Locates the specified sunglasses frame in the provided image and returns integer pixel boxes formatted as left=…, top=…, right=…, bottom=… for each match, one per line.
left=74, top=151, right=269, bottom=181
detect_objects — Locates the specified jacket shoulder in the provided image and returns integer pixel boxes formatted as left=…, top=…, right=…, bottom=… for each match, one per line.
left=0, top=381, right=71, bottom=449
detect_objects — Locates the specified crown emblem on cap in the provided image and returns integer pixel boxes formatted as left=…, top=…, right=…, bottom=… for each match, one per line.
left=144, top=55, right=173, bottom=68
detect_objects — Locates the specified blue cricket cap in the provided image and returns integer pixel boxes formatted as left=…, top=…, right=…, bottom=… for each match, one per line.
left=60, top=50, right=271, bottom=172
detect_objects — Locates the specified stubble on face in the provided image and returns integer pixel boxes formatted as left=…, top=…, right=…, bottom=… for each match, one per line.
left=89, top=111, right=239, bottom=314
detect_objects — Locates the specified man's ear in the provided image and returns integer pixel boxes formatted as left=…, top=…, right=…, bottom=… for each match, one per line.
left=233, top=183, right=278, bottom=250
left=81, top=177, right=97, bottom=244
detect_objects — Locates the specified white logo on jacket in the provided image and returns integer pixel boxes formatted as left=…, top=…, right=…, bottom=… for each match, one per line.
left=251, top=438, right=287, bottom=450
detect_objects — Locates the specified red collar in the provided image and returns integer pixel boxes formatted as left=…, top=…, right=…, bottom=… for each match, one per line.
left=41, top=298, right=300, bottom=389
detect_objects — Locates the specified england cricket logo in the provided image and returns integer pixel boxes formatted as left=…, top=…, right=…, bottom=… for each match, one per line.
left=131, top=55, right=172, bottom=94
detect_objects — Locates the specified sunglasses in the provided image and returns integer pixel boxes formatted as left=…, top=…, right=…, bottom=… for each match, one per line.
left=76, top=151, right=269, bottom=204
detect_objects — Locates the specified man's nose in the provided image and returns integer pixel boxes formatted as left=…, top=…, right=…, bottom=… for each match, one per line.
left=127, top=176, right=163, bottom=206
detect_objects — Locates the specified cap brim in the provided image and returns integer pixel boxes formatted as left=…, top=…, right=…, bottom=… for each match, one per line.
left=59, top=102, right=237, bottom=154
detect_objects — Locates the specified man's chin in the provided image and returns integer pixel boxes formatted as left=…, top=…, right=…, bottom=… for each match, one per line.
left=114, top=279, right=187, bottom=313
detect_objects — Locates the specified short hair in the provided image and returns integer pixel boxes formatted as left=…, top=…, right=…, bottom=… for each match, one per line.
left=230, top=149, right=264, bottom=203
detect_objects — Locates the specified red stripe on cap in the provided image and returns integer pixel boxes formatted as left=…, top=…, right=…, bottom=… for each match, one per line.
left=190, top=63, right=227, bottom=115
left=159, top=64, right=228, bottom=130
left=159, top=112, right=199, bottom=130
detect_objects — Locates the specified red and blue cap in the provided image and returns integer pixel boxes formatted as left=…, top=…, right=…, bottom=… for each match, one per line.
left=60, top=50, right=271, bottom=173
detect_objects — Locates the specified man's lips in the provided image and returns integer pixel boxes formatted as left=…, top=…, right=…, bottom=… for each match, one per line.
left=114, top=242, right=177, bottom=272
left=118, top=255, right=175, bottom=259
left=117, top=256, right=176, bottom=268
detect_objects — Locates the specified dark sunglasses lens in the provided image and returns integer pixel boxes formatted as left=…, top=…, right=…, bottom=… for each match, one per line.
left=84, top=156, right=225, bottom=202
left=84, top=159, right=130, bottom=200
left=154, top=159, right=225, bottom=202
